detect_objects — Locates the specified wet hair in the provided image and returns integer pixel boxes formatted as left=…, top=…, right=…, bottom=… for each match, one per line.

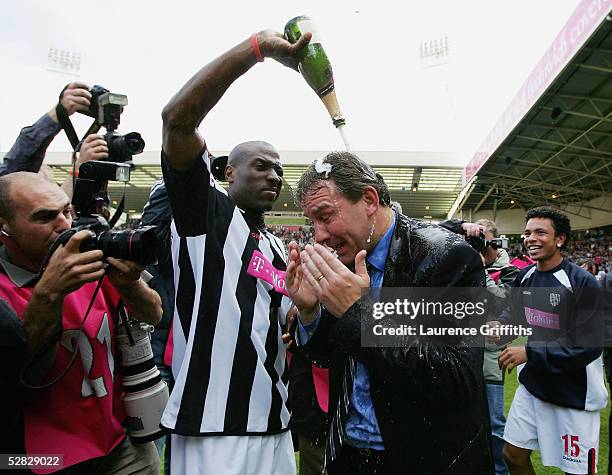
left=475, top=218, right=498, bottom=237
left=390, top=200, right=403, bottom=214
left=294, top=151, right=390, bottom=207
left=525, top=206, right=571, bottom=250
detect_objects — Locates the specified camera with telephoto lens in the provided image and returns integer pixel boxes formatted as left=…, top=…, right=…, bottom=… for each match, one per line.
left=116, top=309, right=169, bottom=442
left=466, top=233, right=509, bottom=253
left=63, top=161, right=158, bottom=266
left=82, top=85, right=145, bottom=163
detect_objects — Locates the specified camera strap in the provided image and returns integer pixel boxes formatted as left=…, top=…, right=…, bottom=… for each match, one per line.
left=117, top=301, right=136, bottom=345
left=56, top=102, right=80, bottom=150
left=20, top=274, right=105, bottom=390
left=55, top=85, right=81, bottom=150
left=38, top=228, right=78, bottom=275
left=108, top=196, right=126, bottom=229
left=56, top=86, right=101, bottom=152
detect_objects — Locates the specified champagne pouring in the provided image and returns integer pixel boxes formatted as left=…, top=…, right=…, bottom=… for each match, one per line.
left=284, top=16, right=351, bottom=151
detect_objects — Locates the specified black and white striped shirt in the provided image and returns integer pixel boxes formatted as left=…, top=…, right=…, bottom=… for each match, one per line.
left=160, top=149, right=292, bottom=436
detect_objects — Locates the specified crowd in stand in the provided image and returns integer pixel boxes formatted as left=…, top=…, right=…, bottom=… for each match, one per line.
left=269, top=224, right=612, bottom=276
left=115, top=215, right=612, bottom=279
left=111, top=219, right=612, bottom=280
left=266, top=224, right=314, bottom=248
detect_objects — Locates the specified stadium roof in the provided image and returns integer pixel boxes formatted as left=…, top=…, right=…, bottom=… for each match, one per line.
left=46, top=155, right=463, bottom=219
left=453, top=4, right=612, bottom=220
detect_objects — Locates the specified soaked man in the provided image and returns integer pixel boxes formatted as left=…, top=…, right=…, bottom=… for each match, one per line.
left=286, top=151, right=494, bottom=474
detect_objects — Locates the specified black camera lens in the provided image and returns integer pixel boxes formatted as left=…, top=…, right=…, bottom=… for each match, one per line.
left=210, top=155, right=229, bottom=181
left=123, top=132, right=146, bottom=153
left=97, top=225, right=157, bottom=265
left=106, top=132, right=145, bottom=162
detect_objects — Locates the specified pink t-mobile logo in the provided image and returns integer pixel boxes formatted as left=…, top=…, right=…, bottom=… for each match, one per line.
left=247, top=250, right=288, bottom=296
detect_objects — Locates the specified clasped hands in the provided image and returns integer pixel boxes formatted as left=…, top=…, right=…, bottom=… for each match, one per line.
left=286, top=242, right=369, bottom=320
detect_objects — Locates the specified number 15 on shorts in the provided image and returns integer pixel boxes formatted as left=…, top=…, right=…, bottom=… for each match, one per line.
left=562, top=434, right=580, bottom=458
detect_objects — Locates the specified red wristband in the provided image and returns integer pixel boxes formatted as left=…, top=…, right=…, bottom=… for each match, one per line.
left=251, top=33, right=264, bottom=62
left=68, top=170, right=79, bottom=177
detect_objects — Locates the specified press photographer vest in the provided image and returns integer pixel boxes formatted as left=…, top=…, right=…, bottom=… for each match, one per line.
left=0, top=268, right=126, bottom=474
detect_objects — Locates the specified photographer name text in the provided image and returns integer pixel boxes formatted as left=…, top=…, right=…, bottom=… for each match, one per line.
left=372, top=323, right=532, bottom=337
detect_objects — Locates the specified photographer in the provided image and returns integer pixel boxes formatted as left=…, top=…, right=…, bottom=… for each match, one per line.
left=0, top=172, right=162, bottom=474
left=440, top=217, right=518, bottom=475
left=0, top=82, right=109, bottom=200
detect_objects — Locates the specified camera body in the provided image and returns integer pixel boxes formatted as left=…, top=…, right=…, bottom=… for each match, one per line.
left=67, top=161, right=157, bottom=266
left=66, top=216, right=157, bottom=267
left=489, top=237, right=509, bottom=250
left=85, top=85, right=126, bottom=130
left=466, top=233, right=509, bottom=253
left=81, top=85, right=145, bottom=163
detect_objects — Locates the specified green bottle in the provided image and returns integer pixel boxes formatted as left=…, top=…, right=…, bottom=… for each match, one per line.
left=284, top=15, right=346, bottom=129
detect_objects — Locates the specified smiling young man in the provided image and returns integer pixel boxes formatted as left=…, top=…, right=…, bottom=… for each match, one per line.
left=490, top=206, right=607, bottom=475
left=158, top=30, right=311, bottom=475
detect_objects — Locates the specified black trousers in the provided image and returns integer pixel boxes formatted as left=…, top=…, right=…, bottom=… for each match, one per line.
left=327, top=444, right=388, bottom=475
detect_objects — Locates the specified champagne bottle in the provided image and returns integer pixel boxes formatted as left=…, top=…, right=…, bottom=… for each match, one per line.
left=284, top=16, right=347, bottom=131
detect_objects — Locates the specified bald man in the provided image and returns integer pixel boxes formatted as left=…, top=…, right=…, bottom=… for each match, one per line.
left=158, top=29, right=311, bottom=475
left=140, top=138, right=286, bottom=475
left=0, top=172, right=162, bottom=473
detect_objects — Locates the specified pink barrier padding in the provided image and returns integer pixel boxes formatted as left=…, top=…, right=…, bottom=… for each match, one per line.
left=511, top=256, right=535, bottom=269
left=312, top=365, right=330, bottom=413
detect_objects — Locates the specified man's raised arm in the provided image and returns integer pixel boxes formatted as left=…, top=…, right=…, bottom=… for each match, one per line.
left=161, top=30, right=310, bottom=171
left=1, top=83, right=91, bottom=177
